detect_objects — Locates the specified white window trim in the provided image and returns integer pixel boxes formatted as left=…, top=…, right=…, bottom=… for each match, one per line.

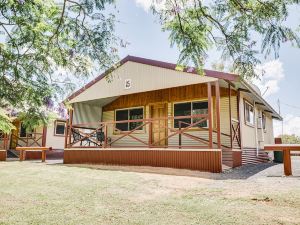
left=172, top=99, right=210, bottom=129
left=54, top=120, right=66, bottom=136
left=244, top=100, right=255, bottom=127
left=262, top=112, right=267, bottom=132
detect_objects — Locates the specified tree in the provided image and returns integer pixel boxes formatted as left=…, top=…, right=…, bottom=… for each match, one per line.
left=280, top=134, right=300, bottom=144
left=0, top=0, right=121, bottom=130
left=0, top=109, right=15, bottom=134
left=153, top=0, right=300, bottom=78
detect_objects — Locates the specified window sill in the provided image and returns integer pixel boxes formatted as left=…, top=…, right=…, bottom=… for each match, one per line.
left=54, top=134, right=65, bottom=137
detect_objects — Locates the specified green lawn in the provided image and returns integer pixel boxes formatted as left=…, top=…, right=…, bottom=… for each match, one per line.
left=0, top=161, right=300, bottom=225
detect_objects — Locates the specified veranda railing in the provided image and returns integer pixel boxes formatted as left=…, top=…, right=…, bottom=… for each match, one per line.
left=65, top=114, right=240, bottom=149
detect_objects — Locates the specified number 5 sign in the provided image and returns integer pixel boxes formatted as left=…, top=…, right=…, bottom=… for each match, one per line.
left=125, top=79, right=132, bottom=89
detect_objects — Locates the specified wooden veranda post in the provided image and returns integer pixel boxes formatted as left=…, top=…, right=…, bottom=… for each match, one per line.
left=104, top=124, right=108, bottom=148
left=237, top=90, right=243, bottom=150
left=41, top=126, right=47, bottom=147
left=215, top=81, right=221, bottom=149
left=64, top=109, right=70, bottom=148
left=3, top=134, right=8, bottom=150
left=207, top=82, right=213, bottom=148
left=228, top=83, right=233, bottom=149
left=68, top=109, right=73, bottom=147
left=179, top=122, right=182, bottom=149
left=148, top=121, right=152, bottom=147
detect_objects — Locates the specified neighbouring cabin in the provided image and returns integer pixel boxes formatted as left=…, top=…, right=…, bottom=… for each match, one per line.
left=8, top=119, right=46, bottom=149
left=63, top=56, right=281, bottom=172
left=1, top=118, right=66, bottom=160
left=3, top=119, right=66, bottom=150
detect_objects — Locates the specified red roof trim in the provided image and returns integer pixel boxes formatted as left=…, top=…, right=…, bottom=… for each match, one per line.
left=67, top=55, right=239, bottom=101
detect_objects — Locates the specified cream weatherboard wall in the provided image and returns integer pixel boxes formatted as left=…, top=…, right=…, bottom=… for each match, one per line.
left=239, top=92, right=275, bottom=149
left=45, top=123, right=65, bottom=150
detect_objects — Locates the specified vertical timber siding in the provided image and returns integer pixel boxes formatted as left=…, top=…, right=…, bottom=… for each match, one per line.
left=64, top=149, right=222, bottom=173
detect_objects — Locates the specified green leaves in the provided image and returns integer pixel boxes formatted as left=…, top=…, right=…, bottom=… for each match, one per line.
left=0, top=0, right=120, bottom=130
left=0, top=110, right=15, bottom=134
left=17, top=108, right=57, bottom=132
left=155, top=0, right=300, bottom=78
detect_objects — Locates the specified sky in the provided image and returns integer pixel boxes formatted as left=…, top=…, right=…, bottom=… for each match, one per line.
left=109, top=0, right=300, bottom=137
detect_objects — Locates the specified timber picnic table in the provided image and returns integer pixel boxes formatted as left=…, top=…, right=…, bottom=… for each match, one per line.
left=264, top=144, right=300, bottom=176
left=15, top=147, right=52, bottom=162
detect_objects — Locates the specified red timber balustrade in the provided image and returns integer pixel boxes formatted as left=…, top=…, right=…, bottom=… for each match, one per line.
left=10, top=131, right=46, bottom=148
left=65, top=114, right=213, bottom=149
left=7, top=126, right=47, bottom=148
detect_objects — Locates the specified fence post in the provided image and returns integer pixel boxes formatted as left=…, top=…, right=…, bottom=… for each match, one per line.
left=42, top=126, right=47, bottom=147
left=148, top=121, right=152, bottom=147
left=228, top=83, right=233, bottom=149
left=179, top=122, right=182, bottom=149
left=207, top=82, right=213, bottom=148
left=215, top=81, right=221, bottom=149
left=68, top=109, right=73, bottom=147
left=4, top=134, right=8, bottom=150
left=64, top=110, right=70, bottom=149
left=104, top=124, right=108, bottom=148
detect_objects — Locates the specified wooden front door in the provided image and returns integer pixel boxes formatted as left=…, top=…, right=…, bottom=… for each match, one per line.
left=150, top=103, right=167, bottom=146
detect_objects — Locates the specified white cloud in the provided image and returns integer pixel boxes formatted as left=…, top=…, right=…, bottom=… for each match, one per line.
left=253, top=60, right=285, bottom=97
left=134, top=0, right=166, bottom=12
left=274, top=114, right=300, bottom=137
left=134, top=0, right=153, bottom=11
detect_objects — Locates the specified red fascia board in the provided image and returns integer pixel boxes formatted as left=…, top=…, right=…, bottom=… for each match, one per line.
left=67, top=55, right=239, bottom=101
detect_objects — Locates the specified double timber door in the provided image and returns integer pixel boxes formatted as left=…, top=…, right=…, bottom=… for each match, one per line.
left=150, top=103, right=167, bottom=147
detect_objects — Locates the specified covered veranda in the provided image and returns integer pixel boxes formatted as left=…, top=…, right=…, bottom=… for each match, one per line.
left=63, top=79, right=241, bottom=173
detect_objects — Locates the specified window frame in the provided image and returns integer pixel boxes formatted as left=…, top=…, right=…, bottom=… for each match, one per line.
left=54, top=120, right=66, bottom=136
left=244, top=100, right=255, bottom=127
left=114, top=106, right=145, bottom=133
left=261, top=112, right=267, bottom=132
left=172, top=99, right=209, bottom=129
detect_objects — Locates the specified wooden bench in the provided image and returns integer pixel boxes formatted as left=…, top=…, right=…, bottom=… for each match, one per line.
left=15, top=147, right=52, bottom=162
left=264, top=144, right=300, bottom=176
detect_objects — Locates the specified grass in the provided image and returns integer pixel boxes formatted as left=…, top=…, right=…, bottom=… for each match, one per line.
left=0, top=161, right=300, bottom=225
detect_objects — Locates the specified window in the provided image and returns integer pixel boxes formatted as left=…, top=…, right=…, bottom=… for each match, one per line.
left=54, top=120, right=66, bottom=136
left=174, top=101, right=208, bottom=128
left=115, top=107, right=144, bottom=131
left=244, top=101, right=254, bottom=126
left=262, top=113, right=266, bottom=130
left=19, top=124, right=27, bottom=138
left=19, top=123, right=33, bottom=138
